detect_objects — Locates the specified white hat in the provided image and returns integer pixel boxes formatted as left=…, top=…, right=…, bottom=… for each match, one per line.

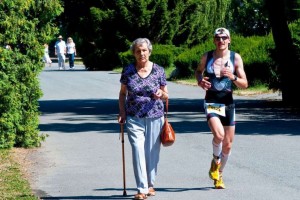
left=214, top=27, right=230, bottom=38
left=57, top=35, right=63, bottom=39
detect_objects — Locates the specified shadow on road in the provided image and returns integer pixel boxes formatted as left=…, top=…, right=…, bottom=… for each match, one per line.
left=38, top=98, right=300, bottom=136
left=37, top=186, right=213, bottom=199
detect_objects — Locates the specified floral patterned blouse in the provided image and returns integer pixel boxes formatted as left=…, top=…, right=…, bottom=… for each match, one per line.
left=120, top=63, right=167, bottom=118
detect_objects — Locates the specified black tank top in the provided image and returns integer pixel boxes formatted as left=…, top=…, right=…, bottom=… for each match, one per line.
left=204, top=50, right=235, bottom=105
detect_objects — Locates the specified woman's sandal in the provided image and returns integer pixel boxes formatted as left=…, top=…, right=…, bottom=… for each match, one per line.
left=134, top=193, right=147, bottom=200
left=147, top=187, right=156, bottom=196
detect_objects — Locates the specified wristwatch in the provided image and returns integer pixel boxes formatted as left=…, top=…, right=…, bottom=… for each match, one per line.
left=232, top=75, right=237, bottom=81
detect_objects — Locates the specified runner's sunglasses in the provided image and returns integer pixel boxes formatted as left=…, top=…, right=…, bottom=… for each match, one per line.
left=214, top=36, right=229, bottom=41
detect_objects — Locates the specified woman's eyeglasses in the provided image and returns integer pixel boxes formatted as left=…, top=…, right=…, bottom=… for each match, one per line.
left=215, top=36, right=229, bottom=41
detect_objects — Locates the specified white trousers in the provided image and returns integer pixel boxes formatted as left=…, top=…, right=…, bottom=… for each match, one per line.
left=57, top=53, right=65, bottom=68
left=126, top=116, right=164, bottom=194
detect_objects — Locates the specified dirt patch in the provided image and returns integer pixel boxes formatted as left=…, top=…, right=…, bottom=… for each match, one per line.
left=10, top=148, right=39, bottom=184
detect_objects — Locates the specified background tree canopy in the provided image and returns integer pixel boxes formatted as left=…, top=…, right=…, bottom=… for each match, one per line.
left=61, top=0, right=234, bottom=70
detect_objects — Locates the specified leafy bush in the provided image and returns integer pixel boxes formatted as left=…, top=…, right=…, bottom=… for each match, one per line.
left=0, top=47, right=44, bottom=148
left=231, top=35, right=276, bottom=86
left=119, top=44, right=184, bottom=69
left=289, top=20, right=300, bottom=59
left=174, top=41, right=215, bottom=78
left=0, top=0, right=62, bottom=149
left=119, top=51, right=134, bottom=68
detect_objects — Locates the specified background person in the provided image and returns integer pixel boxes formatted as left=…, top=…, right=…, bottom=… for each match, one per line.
left=66, top=37, right=76, bottom=69
left=54, top=35, right=66, bottom=70
left=118, top=38, right=169, bottom=200
left=43, top=43, right=52, bottom=67
left=195, top=27, right=248, bottom=189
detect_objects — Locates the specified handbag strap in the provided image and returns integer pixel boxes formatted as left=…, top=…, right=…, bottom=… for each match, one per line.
left=165, top=98, right=169, bottom=118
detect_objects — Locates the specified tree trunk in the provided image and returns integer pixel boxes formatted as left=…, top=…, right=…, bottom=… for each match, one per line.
left=265, top=0, right=300, bottom=107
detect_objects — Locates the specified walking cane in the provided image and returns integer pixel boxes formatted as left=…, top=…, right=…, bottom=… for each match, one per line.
left=120, top=123, right=127, bottom=196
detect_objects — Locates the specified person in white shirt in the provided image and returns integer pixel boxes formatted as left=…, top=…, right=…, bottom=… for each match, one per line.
left=66, top=37, right=76, bottom=69
left=43, top=43, right=52, bottom=67
left=54, top=35, right=66, bottom=70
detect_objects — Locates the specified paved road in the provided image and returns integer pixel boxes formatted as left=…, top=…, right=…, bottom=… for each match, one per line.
left=28, top=63, right=300, bottom=200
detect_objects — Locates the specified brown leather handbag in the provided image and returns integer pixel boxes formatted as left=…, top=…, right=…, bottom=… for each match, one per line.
left=160, top=98, right=175, bottom=147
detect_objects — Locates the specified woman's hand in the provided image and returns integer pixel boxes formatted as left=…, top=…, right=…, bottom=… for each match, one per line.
left=153, top=89, right=168, bottom=100
left=118, top=113, right=126, bottom=124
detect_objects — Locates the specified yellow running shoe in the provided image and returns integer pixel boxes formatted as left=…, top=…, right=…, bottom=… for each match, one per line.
left=214, top=174, right=226, bottom=189
left=209, top=159, right=221, bottom=181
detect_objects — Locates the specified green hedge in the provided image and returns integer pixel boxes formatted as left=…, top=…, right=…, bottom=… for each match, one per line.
left=174, top=41, right=215, bottom=78
left=227, top=35, right=276, bottom=85
left=0, top=48, right=44, bottom=148
left=119, top=44, right=185, bottom=69
left=0, top=0, right=62, bottom=149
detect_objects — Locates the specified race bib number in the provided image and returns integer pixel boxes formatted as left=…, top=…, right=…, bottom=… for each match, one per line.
left=205, top=103, right=226, bottom=117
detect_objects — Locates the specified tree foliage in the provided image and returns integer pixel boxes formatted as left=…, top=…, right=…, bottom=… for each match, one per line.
left=0, top=0, right=63, bottom=148
left=61, top=0, right=232, bottom=70
left=228, top=0, right=270, bottom=36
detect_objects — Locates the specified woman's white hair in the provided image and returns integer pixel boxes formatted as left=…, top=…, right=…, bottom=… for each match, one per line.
left=130, top=38, right=153, bottom=54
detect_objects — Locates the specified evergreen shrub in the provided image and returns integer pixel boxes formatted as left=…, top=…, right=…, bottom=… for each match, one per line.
left=174, top=40, right=214, bottom=78
left=119, top=44, right=184, bottom=68
left=0, top=0, right=63, bottom=149
left=231, top=35, right=276, bottom=86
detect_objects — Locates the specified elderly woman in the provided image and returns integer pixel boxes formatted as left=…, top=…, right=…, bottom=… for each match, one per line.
left=118, top=38, right=169, bottom=200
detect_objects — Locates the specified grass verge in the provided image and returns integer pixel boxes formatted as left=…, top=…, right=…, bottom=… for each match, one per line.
left=0, top=149, right=38, bottom=199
